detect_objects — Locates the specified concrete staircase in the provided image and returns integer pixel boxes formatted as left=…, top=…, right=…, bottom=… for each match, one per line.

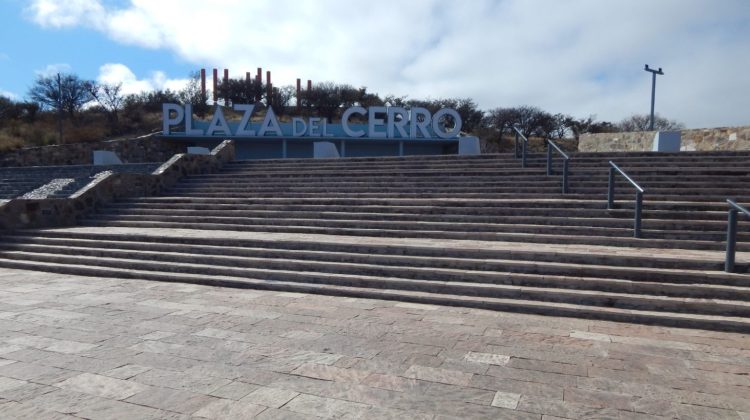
left=1, top=152, right=750, bottom=331
left=0, top=163, right=160, bottom=199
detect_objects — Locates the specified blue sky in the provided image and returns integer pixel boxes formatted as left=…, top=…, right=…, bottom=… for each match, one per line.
left=1, top=0, right=749, bottom=129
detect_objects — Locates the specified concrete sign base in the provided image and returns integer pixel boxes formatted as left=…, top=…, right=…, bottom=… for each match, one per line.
left=652, top=131, right=681, bottom=152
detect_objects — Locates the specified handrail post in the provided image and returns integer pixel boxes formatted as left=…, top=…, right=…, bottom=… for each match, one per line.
left=514, top=131, right=519, bottom=158
left=546, top=141, right=552, bottom=176
left=521, top=138, right=527, bottom=168
left=634, top=191, right=643, bottom=238
left=607, top=166, right=615, bottom=209
left=562, top=159, right=569, bottom=194
left=726, top=208, right=738, bottom=272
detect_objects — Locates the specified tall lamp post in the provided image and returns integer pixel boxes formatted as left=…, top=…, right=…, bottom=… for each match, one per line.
left=644, top=64, right=664, bottom=131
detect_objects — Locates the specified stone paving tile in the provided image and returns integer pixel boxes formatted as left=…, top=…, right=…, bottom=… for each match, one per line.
left=36, top=353, right=117, bottom=373
left=208, top=380, right=259, bottom=400
left=0, top=268, right=749, bottom=419
left=131, top=368, right=232, bottom=394
left=74, top=398, right=188, bottom=420
left=0, top=400, right=79, bottom=419
left=24, top=388, right=108, bottom=414
left=254, top=407, right=322, bottom=419
left=0, top=361, right=79, bottom=385
left=491, top=390, right=521, bottom=409
left=102, top=363, right=152, bottom=380
left=464, top=350, right=511, bottom=365
left=0, top=380, right=56, bottom=401
left=403, top=364, right=474, bottom=386
left=290, top=362, right=372, bottom=383
left=283, top=393, right=371, bottom=418
left=240, top=385, right=299, bottom=408
left=125, top=387, right=217, bottom=414
left=192, top=398, right=267, bottom=419
left=55, top=372, right=150, bottom=400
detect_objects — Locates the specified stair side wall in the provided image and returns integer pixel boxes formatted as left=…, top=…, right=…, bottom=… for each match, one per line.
left=0, top=140, right=235, bottom=231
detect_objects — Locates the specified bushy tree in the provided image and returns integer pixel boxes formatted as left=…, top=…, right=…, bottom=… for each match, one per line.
left=304, top=82, right=344, bottom=121
left=123, top=89, right=180, bottom=113
left=179, top=71, right=210, bottom=117
left=28, top=73, right=94, bottom=118
left=268, top=86, right=295, bottom=116
left=215, top=77, right=265, bottom=107
left=0, top=96, right=21, bottom=126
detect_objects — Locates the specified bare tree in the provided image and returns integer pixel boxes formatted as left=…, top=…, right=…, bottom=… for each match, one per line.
left=619, top=113, right=684, bottom=132
left=89, top=82, right=124, bottom=129
left=28, top=73, right=94, bottom=142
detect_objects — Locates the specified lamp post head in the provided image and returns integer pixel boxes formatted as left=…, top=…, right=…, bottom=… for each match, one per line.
left=644, top=64, right=664, bottom=75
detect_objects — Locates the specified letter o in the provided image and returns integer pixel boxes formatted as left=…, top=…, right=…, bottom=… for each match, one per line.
left=432, top=109, right=462, bottom=139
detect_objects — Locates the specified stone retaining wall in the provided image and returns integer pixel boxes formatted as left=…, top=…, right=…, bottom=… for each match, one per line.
left=0, top=134, right=184, bottom=167
left=0, top=140, right=235, bottom=231
left=579, top=126, right=750, bottom=152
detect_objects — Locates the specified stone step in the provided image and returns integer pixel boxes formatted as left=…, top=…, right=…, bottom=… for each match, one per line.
left=150, top=191, right=750, bottom=202
left=228, top=154, right=750, bottom=168
left=14, top=230, right=729, bottom=271
left=116, top=196, right=731, bottom=211
left=2, top=240, right=746, bottom=292
left=82, top=212, right=748, bottom=238
left=195, top=167, right=750, bottom=178
left=1, top=251, right=748, bottom=317
left=75, top=219, right=746, bottom=251
left=94, top=208, right=736, bottom=231
left=165, top=185, right=748, bottom=196
left=177, top=176, right=749, bottom=186
left=0, top=257, right=748, bottom=332
left=101, top=203, right=729, bottom=221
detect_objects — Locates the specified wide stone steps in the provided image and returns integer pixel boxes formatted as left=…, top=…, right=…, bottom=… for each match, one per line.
left=144, top=191, right=750, bottom=202
left=81, top=212, right=738, bottom=237
left=166, top=185, right=747, bottom=196
left=3, top=230, right=725, bottom=269
left=76, top=218, right=745, bottom=251
left=1, top=240, right=746, bottom=291
left=4, top=151, right=750, bottom=332
left=114, top=196, right=731, bottom=211
left=194, top=166, right=750, bottom=178
left=91, top=208, right=736, bottom=232
left=100, top=202, right=729, bottom=221
left=176, top=175, right=748, bottom=186
left=2, top=256, right=748, bottom=331
left=2, top=248, right=750, bottom=317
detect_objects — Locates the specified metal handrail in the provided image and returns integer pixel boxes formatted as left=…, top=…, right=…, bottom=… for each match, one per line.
left=725, top=199, right=750, bottom=272
left=546, top=139, right=570, bottom=194
left=607, top=161, right=645, bottom=238
left=512, top=127, right=529, bottom=168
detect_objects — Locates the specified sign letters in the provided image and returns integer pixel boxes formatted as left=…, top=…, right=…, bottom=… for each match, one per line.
left=162, top=104, right=462, bottom=140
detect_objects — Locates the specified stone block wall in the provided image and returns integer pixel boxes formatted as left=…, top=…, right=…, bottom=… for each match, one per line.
left=0, top=140, right=235, bottom=231
left=0, top=134, right=184, bottom=167
left=579, top=126, right=750, bottom=152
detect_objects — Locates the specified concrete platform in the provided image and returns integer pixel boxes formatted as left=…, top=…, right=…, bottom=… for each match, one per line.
left=0, top=268, right=747, bottom=419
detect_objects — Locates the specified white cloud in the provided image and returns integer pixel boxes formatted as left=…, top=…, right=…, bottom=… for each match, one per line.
left=0, top=53, right=9, bottom=61
left=25, top=0, right=105, bottom=28
left=97, top=63, right=189, bottom=95
left=25, top=0, right=750, bottom=128
left=0, top=89, right=19, bottom=100
left=35, top=63, right=73, bottom=77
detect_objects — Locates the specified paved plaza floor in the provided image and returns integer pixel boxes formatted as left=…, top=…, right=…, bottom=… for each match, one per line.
left=0, top=268, right=747, bottom=419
